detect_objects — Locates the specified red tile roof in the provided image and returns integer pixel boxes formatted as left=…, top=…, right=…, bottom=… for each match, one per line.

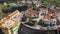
left=43, top=10, right=57, bottom=20
left=26, top=9, right=38, bottom=15
left=43, top=14, right=50, bottom=20
left=40, top=8, right=48, bottom=10
left=48, top=10, right=57, bottom=16
left=0, top=20, right=2, bottom=25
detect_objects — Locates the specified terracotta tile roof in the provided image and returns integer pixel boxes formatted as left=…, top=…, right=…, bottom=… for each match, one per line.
left=48, top=11, right=57, bottom=18
left=26, top=9, right=38, bottom=15
left=43, top=14, right=50, bottom=20
left=43, top=14, right=57, bottom=19
left=0, top=20, right=6, bottom=29
left=48, top=10, right=57, bottom=16
left=0, top=20, right=2, bottom=25
left=40, top=8, right=48, bottom=10
left=0, top=25, right=6, bottom=29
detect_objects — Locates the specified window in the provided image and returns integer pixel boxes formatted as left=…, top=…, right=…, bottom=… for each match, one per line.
left=31, top=15, right=34, bottom=17
left=44, top=21, right=50, bottom=25
left=41, top=10, right=48, bottom=15
left=13, top=15, right=20, bottom=21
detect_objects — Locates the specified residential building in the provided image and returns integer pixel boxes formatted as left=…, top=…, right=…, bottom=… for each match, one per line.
left=48, top=10, right=57, bottom=16
left=43, top=14, right=50, bottom=25
left=39, top=7, right=48, bottom=19
left=25, top=9, right=39, bottom=18
left=21, top=0, right=26, bottom=3
left=26, top=0, right=32, bottom=4
left=56, top=6, right=60, bottom=10
left=47, top=4, right=55, bottom=10
left=50, top=5, right=55, bottom=9
left=33, top=1, right=41, bottom=7
left=42, top=11, right=57, bottom=26
left=0, top=10, right=22, bottom=34
left=39, top=7, right=48, bottom=16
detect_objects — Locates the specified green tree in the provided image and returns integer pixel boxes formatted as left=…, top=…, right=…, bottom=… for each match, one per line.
left=41, top=0, right=60, bottom=6
left=46, top=31, right=56, bottom=34
left=29, top=18, right=37, bottom=25
left=23, top=14, right=28, bottom=20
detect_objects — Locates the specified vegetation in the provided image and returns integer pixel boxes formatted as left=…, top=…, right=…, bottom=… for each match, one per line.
left=45, top=31, right=56, bottom=34
left=0, top=4, right=10, bottom=11
left=0, top=14, right=8, bottom=20
left=33, top=7, right=40, bottom=11
left=41, top=0, right=60, bottom=6
left=23, top=14, right=28, bottom=19
left=29, top=18, right=37, bottom=25
left=25, top=18, right=37, bottom=26
left=21, top=14, right=28, bottom=22
left=17, top=3, right=28, bottom=7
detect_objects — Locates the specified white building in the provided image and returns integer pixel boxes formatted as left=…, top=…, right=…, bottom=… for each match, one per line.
left=26, top=0, right=32, bottom=4
left=39, top=8, right=48, bottom=16
left=25, top=9, right=39, bottom=18
left=33, top=1, right=41, bottom=7
left=21, top=0, right=26, bottom=3
left=0, top=10, right=22, bottom=34
left=39, top=8, right=48, bottom=19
